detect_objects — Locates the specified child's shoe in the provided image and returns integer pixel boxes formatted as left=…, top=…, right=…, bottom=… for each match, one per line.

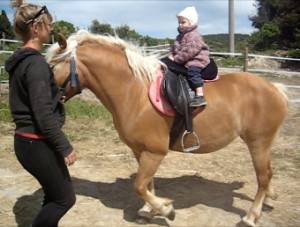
left=189, top=95, right=207, bottom=107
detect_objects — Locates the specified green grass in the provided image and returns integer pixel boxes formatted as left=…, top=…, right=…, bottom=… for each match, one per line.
left=0, top=97, right=11, bottom=122
left=0, top=72, right=9, bottom=81
left=65, top=99, right=110, bottom=120
left=0, top=96, right=111, bottom=122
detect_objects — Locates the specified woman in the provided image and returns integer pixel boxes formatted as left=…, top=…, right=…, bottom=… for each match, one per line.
left=5, top=0, right=77, bottom=226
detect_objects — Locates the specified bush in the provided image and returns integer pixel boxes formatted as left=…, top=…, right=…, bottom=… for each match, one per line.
left=217, top=56, right=244, bottom=68
left=288, top=49, right=300, bottom=58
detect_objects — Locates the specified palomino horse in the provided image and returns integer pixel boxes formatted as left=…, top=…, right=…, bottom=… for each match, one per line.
left=46, top=30, right=288, bottom=226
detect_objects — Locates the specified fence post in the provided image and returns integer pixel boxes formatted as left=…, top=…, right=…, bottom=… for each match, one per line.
left=0, top=33, right=4, bottom=97
left=243, top=47, right=248, bottom=72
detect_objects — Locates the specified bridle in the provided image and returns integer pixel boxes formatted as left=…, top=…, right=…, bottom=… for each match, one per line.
left=60, top=56, right=82, bottom=94
left=51, top=56, right=82, bottom=102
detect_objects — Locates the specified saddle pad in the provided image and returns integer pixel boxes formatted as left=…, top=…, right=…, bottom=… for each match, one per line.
left=148, top=70, right=175, bottom=117
left=148, top=69, right=220, bottom=117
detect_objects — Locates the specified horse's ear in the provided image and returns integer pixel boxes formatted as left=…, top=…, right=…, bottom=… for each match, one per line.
left=57, top=33, right=67, bottom=50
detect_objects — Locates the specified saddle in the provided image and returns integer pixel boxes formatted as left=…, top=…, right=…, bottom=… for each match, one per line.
left=159, top=58, right=218, bottom=152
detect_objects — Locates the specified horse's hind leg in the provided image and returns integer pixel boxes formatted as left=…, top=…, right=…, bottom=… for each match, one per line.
left=242, top=138, right=276, bottom=227
left=262, top=161, right=278, bottom=209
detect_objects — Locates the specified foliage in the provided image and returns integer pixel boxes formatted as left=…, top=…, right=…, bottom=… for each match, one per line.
left=89, top=19, right=114, bottom=35
left=216, top=56, right=244, bottom=68
left=203, top=34, right=250, bottom=52
left=115, top=24, right=141, bottom=40
left=51, top=20, right=76, bottom=42
left=249, top=0, right=300, bottom=57
left=0, top=10, right=14, bottom=39
left=249, top=23, right=280, bottom=50
left=2, top=1, right=300, bottom=60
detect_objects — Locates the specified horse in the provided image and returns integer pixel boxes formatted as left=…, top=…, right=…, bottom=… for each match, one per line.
left=46, top=30, right=288, bottom=227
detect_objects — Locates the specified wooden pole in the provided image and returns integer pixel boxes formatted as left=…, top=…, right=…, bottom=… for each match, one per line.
left=229, top=0, right=235, bottom=56
left=243, top=47, right=248, bottom=72
left=0, top=32, right=4, bottom=97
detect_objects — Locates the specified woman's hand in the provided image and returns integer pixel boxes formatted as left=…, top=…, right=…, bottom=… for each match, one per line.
left=64, top=150, right=77, bottom=166
left=59, top=95, right=66, bottom=104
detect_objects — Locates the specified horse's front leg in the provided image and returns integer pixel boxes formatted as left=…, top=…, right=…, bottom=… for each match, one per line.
left=134, top=151, right=175, bottom=222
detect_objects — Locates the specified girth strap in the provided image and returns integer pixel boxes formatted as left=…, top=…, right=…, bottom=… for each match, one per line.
left=165, top=73, right=200, bottom=152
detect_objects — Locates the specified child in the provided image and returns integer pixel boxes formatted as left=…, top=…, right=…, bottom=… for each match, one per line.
left=168, top=6, right=210, bottom=107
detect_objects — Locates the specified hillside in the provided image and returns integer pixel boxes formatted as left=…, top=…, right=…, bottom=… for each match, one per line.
left=203, top=33, right=250, bottom=52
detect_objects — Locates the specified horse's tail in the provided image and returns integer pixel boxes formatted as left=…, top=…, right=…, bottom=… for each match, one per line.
left=272, top=82, right=289, bottom=108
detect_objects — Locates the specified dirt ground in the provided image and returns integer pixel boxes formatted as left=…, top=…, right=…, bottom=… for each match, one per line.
left=0, top=71, right=300, bottom=227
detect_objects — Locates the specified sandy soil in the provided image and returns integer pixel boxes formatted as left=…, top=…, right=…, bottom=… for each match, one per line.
left=0, top=72, right=299, bottom=227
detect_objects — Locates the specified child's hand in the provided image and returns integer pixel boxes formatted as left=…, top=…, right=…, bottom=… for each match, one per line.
left=168, top=55, right=175, bottom=61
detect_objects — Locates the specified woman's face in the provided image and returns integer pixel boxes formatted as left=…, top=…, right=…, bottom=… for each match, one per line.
left=37, top=17, right=53, bottom=44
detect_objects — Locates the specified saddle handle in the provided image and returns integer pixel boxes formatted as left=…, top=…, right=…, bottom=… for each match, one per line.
left=181, top=130, right=200, bottom=153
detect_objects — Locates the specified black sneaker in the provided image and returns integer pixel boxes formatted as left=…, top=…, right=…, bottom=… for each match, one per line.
left=189, top=95, right=207, bottom=107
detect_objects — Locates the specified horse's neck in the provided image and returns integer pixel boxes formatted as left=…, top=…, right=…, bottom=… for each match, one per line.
left=77, top=44, right=150, bottom=126
left=86, top=68, right=148, bottom=123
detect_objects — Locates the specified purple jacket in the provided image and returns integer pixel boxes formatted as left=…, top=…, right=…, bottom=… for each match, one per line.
left=170, top=24, right=210, bottom=69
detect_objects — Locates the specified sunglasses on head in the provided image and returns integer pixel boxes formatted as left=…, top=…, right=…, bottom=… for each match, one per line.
left=26, top=6, right=49, bottom=24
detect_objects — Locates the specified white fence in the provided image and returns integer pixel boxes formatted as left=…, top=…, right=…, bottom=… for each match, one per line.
left=1, top=40, right=300, bottom=103
left=1, top=38, right=300, bottom=78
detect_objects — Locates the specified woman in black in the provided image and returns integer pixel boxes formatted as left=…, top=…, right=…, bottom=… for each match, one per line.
left=5, top=0, right=77, bottom=226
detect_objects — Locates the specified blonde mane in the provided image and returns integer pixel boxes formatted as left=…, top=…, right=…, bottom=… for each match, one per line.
left=46, top=30, right=165, bottom=82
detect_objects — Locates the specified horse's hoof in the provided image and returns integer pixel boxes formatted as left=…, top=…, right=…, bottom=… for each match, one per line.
left=137, top=211, right=152, bottom=222
left=263, top=197, right=275, bottom=210
left=167, top=210, right=176, bottom=221
left=135, top=217, right=149, bottom=225
left=242, top=216, right=256, bottom=227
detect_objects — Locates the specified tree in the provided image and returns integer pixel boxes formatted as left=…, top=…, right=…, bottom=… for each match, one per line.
left=0, top=10, right=14, bottom=39
left=51, top=20, right=76, bottom=42
left=115, top=24, right=141, bottom=41
left=275, top=0, right=300, bottom=48
left=249, top=0, right=300, bottom=56
left=250, top=0, right=277, bottom=29
left=89, top=19, right=113, bottom=35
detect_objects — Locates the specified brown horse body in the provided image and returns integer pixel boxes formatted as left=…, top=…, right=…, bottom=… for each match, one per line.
left=47, top=31, right=288, bottom=226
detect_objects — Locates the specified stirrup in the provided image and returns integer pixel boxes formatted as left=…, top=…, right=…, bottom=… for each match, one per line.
left=181, top=130, right=200, bottom=152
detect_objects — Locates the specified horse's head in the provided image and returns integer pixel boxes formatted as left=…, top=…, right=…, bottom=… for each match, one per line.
left=47, top=30, right=166, bottom=102
left=46, top=33, right=82, bottom=101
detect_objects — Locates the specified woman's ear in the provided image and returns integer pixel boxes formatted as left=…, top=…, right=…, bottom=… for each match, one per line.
left=31, top=23, right=39, bottom=33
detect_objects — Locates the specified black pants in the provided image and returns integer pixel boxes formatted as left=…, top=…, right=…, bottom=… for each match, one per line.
left=161, top=57, right=218, bottom=81
left=14, top=135, right=76, bottom=227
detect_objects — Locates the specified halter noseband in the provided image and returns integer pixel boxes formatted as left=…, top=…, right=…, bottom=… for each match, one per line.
left=60, top=56, right=82, bottom=95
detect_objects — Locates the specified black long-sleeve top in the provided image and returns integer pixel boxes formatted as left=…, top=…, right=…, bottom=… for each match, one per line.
left=5, top=47, right=73, bottom=157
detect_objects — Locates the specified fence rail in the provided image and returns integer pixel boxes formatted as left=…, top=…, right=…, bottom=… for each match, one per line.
left=1, top=39, right=300, bottom=76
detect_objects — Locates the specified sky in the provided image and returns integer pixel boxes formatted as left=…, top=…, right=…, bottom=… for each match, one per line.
left=1, top=0, right=257, bottom=38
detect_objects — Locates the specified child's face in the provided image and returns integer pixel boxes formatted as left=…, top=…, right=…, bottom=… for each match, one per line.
left=177, top=16, right=191, bottom=29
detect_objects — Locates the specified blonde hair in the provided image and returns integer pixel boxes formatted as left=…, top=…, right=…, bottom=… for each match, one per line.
left=10, top=0, right=52, bottom=41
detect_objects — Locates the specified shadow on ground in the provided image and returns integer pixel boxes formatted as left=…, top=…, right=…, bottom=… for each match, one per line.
left=13, top=174, right=251, bottom=226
